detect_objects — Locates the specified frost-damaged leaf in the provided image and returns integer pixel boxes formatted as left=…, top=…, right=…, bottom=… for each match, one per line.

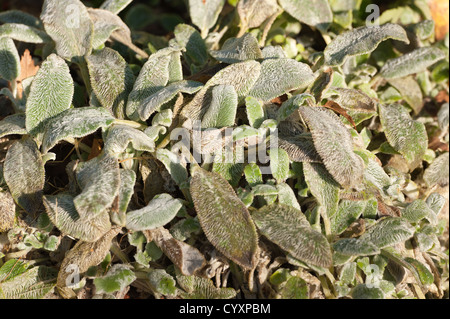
left=279, top=0, right=332, bottom=31
left=380, top=47, right=446, bottom=79
left=104, top=125, right=155, bottom=155
left=173, top=24, right=208, bottom=69
left=245, top=96, right=265, bottom=128
left=126, top=194, right=182, bottom=231
left=126, top=47, right=182, bottom=120
left=331, top=200, right=368, bottom=235
left=351, top=284, right=384, bottom=299
left=138, top=80, right=203, bottom=121
left=43, top=194, right=111, bottom=242
left=387, top=76, right=423, bottom=114
left=332, top=238, right=380, bottom=257
left=210, top=33, right=263, bottom=64
left=0, top=114, right=26, bottom=138
left=86, top=48, right=135, bottom=119
left=324, top=24, right=409, bottom=66
left=188, top=0, right=225, bottom=37
left=423, top=152, right=449, bottom=187
left=0, top=23, right=51, bottom=44
left=0, top=10, right=43, bottom=28
left=252, top=204, right=332, bottom=268
left=0, top=37, right=20, bottom=82
left=145, top=227, right=206, bottom=276
left=201, top=85, right=238, bottom=128
left=378, top=103, right=428, bottom=170
left=57, top=227, right=120, bottom=299
left=0, top=191, right=15, bottom=232
left=25, top=54, right=74, bottom=137
left=359, top=217, right=415, bottom=249
left=4, top=137, right=44, bottom=216
left=94, top=264, right=136, bottom=294
left=0, top=266, right=57, bottom=299
left=181, top=60, right=261, bottom=121
left=303, top=162, right=340, bottom=218
left=100, top=0, right=133, bottom=14
left=237, top=0, right=279, bottom=29
left=278, top=134, right=322, bottom=163
left=74, top=153, right=120, bottom=220
left=190, top=167, right=258, bottom=269
left=176, top=269, right=237, bottom=299
left=248, top=58, right=314, bottom=102
left=269, top=148, right=290, bottom=183
left=327, top=87, right=376, bottom=113
left=403, top=199, right=436, bottom=224
left=41, top=107, right=115, bottom=154
left=40, top=0, right=93, bottom=62
left=299, top=106, right=364, bottom=188
left=111, top=169, right=136, bottom=226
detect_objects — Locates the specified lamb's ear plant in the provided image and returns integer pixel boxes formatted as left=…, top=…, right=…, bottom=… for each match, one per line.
left=0, top=0, right=448, bottom=300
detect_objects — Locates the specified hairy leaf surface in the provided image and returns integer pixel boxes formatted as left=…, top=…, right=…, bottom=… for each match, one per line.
left=359, top=217, right=415, bottom=249
left=279, top=0, right=332, bottom=30
left=237, top=0, right=279, bottom=29
left=104, top=125, right=155, bottom=155
left=188, top=0, right=225, bottom=37
left=0, top=37, right=20, bottom=82
left=423, top=152, right=449, bottom=187
left=210, top=33, right=263, bottom=64
left=0, top=114, right=26, bottom=138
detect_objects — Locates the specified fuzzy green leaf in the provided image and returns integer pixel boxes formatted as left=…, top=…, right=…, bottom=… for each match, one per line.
left=380, top=47, right=446, bottom=79
left=104, top=125, right=155, bottom=155
left=252, top=204, right=332, bottom=267
left=100, top=0, right=133, bottom=14
left=279, top=276, right=309, bottom=299
left=269, top=148, right=290, bottom=183
left=0, top=23, right=51, bottom=43
left=176, top=271, right=237, bottom=299
left=3, top=137, right=44, bottom=216
left=276, top=182, right=301, bottom=210
left=351, top=284, right=384, bottom=299
left=331, top=199, right=368, bottom=235
left=41, top=107, right=115, bottom=153
left=278, top=134, right=322, bottom=163
left=387, top=76, right=423, bottom=114
left=173, top=24, right=208, bottom=69
left=201, top=85, right=238, bottom=128
left=332, top=238, right=380, bottom=256
left=423, top=152, right=449, bottom=187
left=111, top=169, right=136, bottom=226
left=210, top=33, right=263, bottom=64
left=403, top=199, right=435, bottom=224
left=378, top=103, right=428, bottom=170
left=0, top=114, right=26, bottom=138
left=94, top=264, right=136, bottom=294
left=0, top=10, right=43, bottom=28
left=245, top=96, right=265, bottom=128
left=403, top=257, right=434, bottom=286
left=147, top=269, right=177, bottom=296
left=188, top=0, right=225, bottom=37
left=0, top=37, right=20, bottom=82
left=248, top=58, right=314, bottom=102
left=190, top=167, right=258, bottom=269
left=327, top=87, right=376, bottom=113
left=360, top=217, right=415, bottom=249
left=279, top=0, right=332, bottom=30
left=277, top=94, right=314, bottom=122
left=237, top=0, right=279, bottom=29
left=25, top=54, right=74, bottom=137
left=324, top=24, right=409, bottom=66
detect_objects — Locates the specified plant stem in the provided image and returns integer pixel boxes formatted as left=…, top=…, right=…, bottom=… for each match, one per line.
left=77, top=58, right=92, bottom=96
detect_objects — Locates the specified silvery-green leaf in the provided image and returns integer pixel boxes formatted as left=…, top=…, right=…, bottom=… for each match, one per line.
left=0, top=37, right=20, bottom=82
left=332, top=238, right=380, bottom=256
left=351, top=284, right=384, bottom=299
left=359, top=217, right=415, bottom=249
left=279, top=276, right=308, bottom=299
left=331, top=200, right=368, bottom=235
left=110, top=169, right=136, bottom=226
left=0, top=23, right=51, bottom=43
left=403, top=199, right=435, bottom=224
left=277, top=93, right=315, bottom=122
left=104, top=125, right=155, bottom=155
left=252, top=204, right=332, bottom=267
left=324, top=24, right=409, bottom=66
left=190, top=167, right=258, bottom=269
left=176, top=270, right=236, bottom=299
left=155, top=149, right=189, bottom=187
left=138, top=80, right=203, bottom=121
left=261, top=46, right=287, bottom=59
left=0, top=191, right=15, bottom=232
left=4, top=137, right=44, bottom=216
left=126, top=194, right=183, bottom=231
left=279, top=0, right=332, bottom=30
left=276, top=182, right=301, bottom=210
left=409, top=19, right=435, bottom=39
left=100, top=0, right=133, bottom=14
left=0, top=259, right=29, bottom=282
left=173, top=24, right=208, bottom=69
left=188, top=0, right=225, bottom=37
left=403, top=257, right=434, bottom=286
left=326, top=87, right=376, bottom=113
left=212, top=153, right=245, bottom=188
left=181, top=60, right=261, bottom=121
left=41, top=0, right=94, bottom=62
left=423, top=152, right=449, bottom=187
left=387, top=76, right=423, bottom=114
left=94, top=264, right=136, bottom=294
left=245, top=96, right=265, bottom=128
left=87, top=8, right=130, bottom=49
left=278, top=134, right=322, bottom=163
left=244, top=163, right=263, bottom=187
left=303, top=162, right=340, bottom=218
left=86, top=48, right=134, bottom=119
left=147, top=268, right=177, bottom=296
left=145, top=227, right=206, bottom=276
left=237, top=0, right=279, bottom=29
left=299, top=106, right=364, bottom=188
left=437, top=103, right=448, bottom=131
left=25, top=54, right=74, bottom=137
left=252, top=184, right=278, bottom=196
left=380, top=47, right=446, bottom=79
left=74, top=153, right=120, bottom=220
left=269, top=148, right=290, bottom=183
left=126, top=47, right=182, bottom=120
left=0, top=114, right=26, bottom=138
left=378, top=103, right=428, bottom=170
left=248, top=58, right=314, bottom=102
left=0, top=266, right=56, bottom=299
left=0, top=10, right=43, bottom=28
left=210, top=33, right=263, bottom=64
left=201, top=85, right=238, bottom=128
left=43, top=194, right=112, bottom=242
left=41, top=107, right=115, bottom=153
left=57, top=227, right=120, bottom=298
left=426, top=193, right=446, bottom=216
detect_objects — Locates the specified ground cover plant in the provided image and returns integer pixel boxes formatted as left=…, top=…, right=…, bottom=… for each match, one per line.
left=0, top=0, right=448, bottom=299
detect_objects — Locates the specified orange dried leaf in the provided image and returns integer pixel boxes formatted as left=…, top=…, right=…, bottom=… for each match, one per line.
left=323, top=100, right=357, bottom=129
left=429, top=0, right=449, bottom=41
left=16, top=49, right=40, bottom=99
